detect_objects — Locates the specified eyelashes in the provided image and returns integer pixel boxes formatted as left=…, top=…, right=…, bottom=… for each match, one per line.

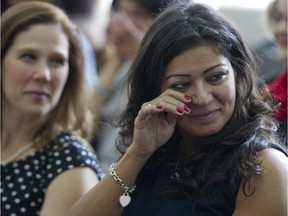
left=20, top=52, right=67, bottom=67
left=170, top=71, right=229, bottom=90
left=209, top=71, right=228, bottom=81
left=20, top=53, right=36, bottom=62
left=50, top=58, right=66, bottom=67
left=171, top=82, right=190, bottom=90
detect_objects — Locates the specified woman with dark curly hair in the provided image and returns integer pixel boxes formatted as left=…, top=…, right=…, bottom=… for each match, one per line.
left=69, top=2, right=287, bottom=216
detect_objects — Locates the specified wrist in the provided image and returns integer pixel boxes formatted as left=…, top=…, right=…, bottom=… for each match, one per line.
left=109, top=162, right=136, bottom=207
left=125, top=144, right=152, bottom=163
left=108, top=150, right=148, bottom=208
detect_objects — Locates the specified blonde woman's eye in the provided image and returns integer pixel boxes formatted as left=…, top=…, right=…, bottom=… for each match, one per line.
left=21, top=53, right=36, bottom=62
left=50, top=58, right=65, bottom=67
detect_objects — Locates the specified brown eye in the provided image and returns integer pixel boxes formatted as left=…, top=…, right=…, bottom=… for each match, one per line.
left=209, top=72, right=227, bottom=81
left=171, top=82, right=190, bottom=90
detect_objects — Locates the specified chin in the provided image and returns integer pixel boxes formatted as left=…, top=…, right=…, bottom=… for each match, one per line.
left=193, top=131, right=219, bottom=137
left=181, top=126, right=222, bottom=139
left=26, top=107, right=51, bottom=117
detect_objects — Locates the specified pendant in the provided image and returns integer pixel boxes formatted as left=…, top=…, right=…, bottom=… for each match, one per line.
left=119, top=192, right=131, bottom=207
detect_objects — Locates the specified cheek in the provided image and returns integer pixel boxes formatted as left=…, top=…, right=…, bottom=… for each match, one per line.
left=50, top=75, right=68, bottom=109
left=216, top=78, right=236, bottom=111
left=52, top=69, right=69, bottom=95
left=59, top=71, right=69, bottom=87
left=2, top=57, right=27, bottom=91
left=226, top=93, right=236, bottom=117
left=220, top=86, right=235, bottom=103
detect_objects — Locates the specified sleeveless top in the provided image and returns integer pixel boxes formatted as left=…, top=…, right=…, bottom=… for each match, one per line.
left=122, top=164, right=240, bottom=216
left=1, top=132, right=104, bottom=216
left=122, top=144, right=287, bottom=216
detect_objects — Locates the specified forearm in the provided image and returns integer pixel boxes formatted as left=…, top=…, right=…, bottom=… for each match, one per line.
left=67, top=148, right=148, bottom=216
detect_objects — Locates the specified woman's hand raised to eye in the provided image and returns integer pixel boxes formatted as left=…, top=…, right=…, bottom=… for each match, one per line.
left=128, top=89, right=191, bottom=160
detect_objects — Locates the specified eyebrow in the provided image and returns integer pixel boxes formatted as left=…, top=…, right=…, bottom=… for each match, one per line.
left=165, top=63, right=226, bottom=80
left=18, top=47, right=68, bottom=57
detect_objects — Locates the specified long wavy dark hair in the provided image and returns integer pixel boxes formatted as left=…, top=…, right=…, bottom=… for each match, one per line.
left=117, top=2, right=286, bottom=202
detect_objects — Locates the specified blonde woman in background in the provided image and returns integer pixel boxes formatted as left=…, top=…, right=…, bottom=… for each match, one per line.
left=1, top=2, right=104, bottom=215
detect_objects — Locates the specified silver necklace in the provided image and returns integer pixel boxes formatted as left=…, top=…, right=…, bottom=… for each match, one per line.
left=170, top=161, right=182, bottom=181
left=1, top=138, right=40, bottom=164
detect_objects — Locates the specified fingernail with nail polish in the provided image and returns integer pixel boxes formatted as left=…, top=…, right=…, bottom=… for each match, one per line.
left=156, top=105, right=164, bottom=110
left=176, top=108, right=184, bottom=114
left=184, top=95, right=191, bottom=101
left=184, top=105, right=191, bottom=112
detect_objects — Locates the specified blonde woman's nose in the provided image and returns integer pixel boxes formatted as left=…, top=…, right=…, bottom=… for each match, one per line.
left=33, top=62, right=52, bottom=82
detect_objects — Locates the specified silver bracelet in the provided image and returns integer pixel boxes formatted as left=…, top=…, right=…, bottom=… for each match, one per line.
left=109, top=162, right=136, bottom=207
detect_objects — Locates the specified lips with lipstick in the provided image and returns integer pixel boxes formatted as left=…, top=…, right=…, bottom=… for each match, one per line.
left=189, top=109, right=220, bottom=121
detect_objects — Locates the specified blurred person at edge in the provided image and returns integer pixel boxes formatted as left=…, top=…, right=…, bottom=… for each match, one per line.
left=93, top=0, right=192, bottom=172
left=1, top=2, right=104, bottom=216
left=267, top=0, right=287, bottom=137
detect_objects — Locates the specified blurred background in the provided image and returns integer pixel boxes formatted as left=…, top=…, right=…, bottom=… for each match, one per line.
left=195, top=0, right=285, bottom=82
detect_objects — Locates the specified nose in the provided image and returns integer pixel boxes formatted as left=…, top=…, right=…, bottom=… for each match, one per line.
left=189, top=84, right=213, bottom=106
left=33, top=61, right=51, bottom=82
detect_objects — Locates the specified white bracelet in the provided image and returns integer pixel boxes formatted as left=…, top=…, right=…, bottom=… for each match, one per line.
left=109, top=162, right=136, bottom=207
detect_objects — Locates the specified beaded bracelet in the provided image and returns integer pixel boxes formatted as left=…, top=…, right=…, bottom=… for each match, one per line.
left=109, top=162, right=136, bottom=207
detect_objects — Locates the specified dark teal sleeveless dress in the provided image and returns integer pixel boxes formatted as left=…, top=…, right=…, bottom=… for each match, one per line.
left=122, top=164, right=240, bottom=216
left=122, top=144, right=287, bottom=216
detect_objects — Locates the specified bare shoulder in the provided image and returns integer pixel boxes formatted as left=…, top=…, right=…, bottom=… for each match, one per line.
left=233, top=148, right=288, bottom=216
left=259, top=147, right=287, bottom=172
left=40, top=167, right=99, bottom=216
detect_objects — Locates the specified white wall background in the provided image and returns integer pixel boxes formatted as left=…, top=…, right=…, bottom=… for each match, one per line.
left=194, top=0, right=273, bottom=10
left=193, top=0, right=284, bottom=82
left=194, top=0, right=275, bottom=47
